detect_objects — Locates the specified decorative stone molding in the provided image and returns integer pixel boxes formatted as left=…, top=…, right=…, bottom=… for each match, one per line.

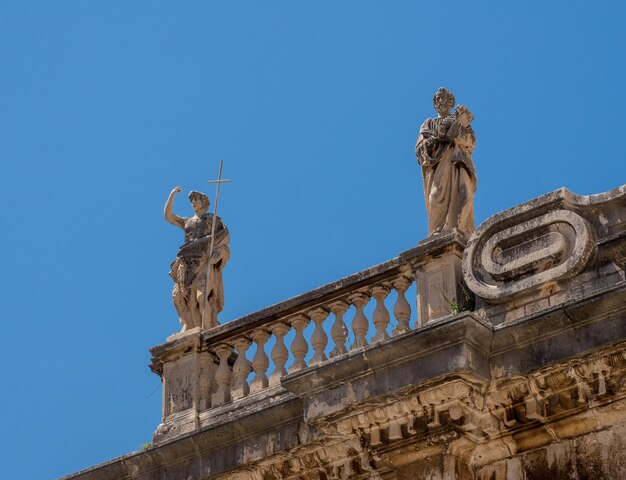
left=314, top=342, right=626, bottom=454
left=216, top=438, right=385, bottom=480
left=328, top=379, right=487, bottom=447
left=489, top=344, right=626, bottom=433
left=464, top=199, right=595, bottom=303
left=463, top=185, right=626, bottom=304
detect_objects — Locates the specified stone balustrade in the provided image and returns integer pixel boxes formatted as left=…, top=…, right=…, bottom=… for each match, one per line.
left=202, top=276, right=417, bottom=409
left=150, top=231, right=468, bottom=435
left=206, top=273, right=414, bottom=407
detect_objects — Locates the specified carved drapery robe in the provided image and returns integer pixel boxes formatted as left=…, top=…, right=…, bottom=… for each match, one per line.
left=416, top=116, right=477, bottom=236
left=169, top=214, right=230, bottom=330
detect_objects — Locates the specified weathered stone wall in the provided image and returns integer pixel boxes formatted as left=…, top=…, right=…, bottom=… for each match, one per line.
left=379, top=395, right=626, bottom=479
left=476, top=415, right=626, bottom=479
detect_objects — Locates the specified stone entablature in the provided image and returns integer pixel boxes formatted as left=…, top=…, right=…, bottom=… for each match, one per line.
left=324, top=340, right=626, bottom=445
left=213, top=341, right=626, bottom=480
left=63, top=184, right=626, bottom=480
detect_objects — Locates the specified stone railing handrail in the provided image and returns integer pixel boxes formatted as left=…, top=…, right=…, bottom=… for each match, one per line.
left=207, top=245, right=437, bottom=341
left=216, top=230, right=465, bottom=338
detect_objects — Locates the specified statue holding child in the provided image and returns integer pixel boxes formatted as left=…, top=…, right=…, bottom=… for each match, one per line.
left=415, top=87, right=477, bottom=236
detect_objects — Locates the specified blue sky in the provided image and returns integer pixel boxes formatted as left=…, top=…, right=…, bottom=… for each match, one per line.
left=1, top=2, right=625, bottom=478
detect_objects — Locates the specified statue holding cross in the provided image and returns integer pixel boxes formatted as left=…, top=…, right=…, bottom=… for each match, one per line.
left=164, top=164, right=231, bottom=332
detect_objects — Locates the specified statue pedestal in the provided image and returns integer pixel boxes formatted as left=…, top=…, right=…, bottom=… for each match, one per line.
left=410, top=230, right=469, bottom=325
left=150, top=330, right=215, bottom=443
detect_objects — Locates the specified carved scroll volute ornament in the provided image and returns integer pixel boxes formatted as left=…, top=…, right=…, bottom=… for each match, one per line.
left=462, top=192, right=597, bottom=303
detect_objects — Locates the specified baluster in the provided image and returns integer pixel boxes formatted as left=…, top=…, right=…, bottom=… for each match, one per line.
left=329, top=300, right=349, bottom=357
left=250, top=329, right=270, bottom=393
left=198, top=352, right=216, bottom=411
left=348, top=292, right=370, bottom=350
left=371, top=285, right=391, bottom=343
left=413, top=264, right=423, bottom=328
left=231, top=337, right=251, bottom=400
left=211, top=343, right=233, bottom=406
left=309, top=307, right=329, bottom=365
left=269, top=322, right=290, bottom=386
left=392, top=276, right=412, bottom=336
left=289, top=314, right=310, bottom=373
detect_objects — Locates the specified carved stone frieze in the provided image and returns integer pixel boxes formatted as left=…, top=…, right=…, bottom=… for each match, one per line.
left=215, top=438, right=386, bottom=480
left=324, top=378, right=489, bottom=448
left=307, top=342, right=626, bottom=458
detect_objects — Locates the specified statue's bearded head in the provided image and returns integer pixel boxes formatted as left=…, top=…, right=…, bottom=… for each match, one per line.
left=189, top=191, right=210, bottom=216
left=433, top=88, right=455, bottom=117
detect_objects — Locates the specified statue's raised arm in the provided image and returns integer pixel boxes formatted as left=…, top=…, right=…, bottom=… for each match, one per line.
left=415, top=88, right=477, bottom=237
left=164, top=186, right=186, bottom=229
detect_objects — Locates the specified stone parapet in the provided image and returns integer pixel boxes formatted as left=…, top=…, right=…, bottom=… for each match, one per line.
left=148, top=230, right=472, bottom=444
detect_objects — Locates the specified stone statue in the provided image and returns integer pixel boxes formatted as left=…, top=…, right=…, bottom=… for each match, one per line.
left=415, top=88, right=477, bottom=236
left=164, top=187, right=230, bottom=331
